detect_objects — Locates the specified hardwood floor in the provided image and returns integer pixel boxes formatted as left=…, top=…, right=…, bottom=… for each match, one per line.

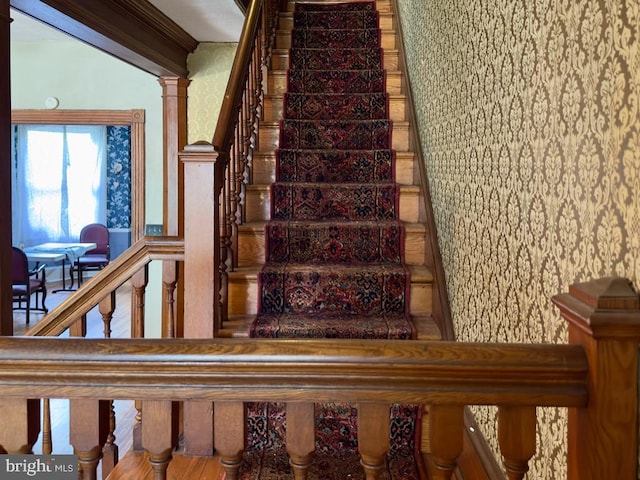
left=12, top=277, right=133, bottom=337
left=106, top=451, right=225, bottom=480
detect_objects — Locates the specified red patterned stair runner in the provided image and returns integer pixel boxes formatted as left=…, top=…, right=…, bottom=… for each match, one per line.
left=242, top=2, right=422, bottom=478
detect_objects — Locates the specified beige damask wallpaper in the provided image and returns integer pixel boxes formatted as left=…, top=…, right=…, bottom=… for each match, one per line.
left=187, top=43, right=238, bottom=144
left=397, top=0, right=639, bottom=477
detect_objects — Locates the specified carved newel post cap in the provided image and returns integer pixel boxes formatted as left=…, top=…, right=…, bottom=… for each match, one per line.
left=182, top=140, right=215, bottom=153
left=552, top=277, right=640, bottom=339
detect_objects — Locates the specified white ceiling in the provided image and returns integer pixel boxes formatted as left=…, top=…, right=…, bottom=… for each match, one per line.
left=148, top=0, right=244, bottom=42
left=10, top=0, right=245, bottom=43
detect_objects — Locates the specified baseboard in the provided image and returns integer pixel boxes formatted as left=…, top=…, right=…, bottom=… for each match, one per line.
left=455, top=407, right=505, bottom=480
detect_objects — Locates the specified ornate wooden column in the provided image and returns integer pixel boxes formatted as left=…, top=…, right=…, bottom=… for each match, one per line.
left=159, top=77, right=189, bottom=339
left=553, top=276, right=640, bottom=480
left=0, top=0, right=12, bottom=335
left=159, top=76, right=189, bottom=237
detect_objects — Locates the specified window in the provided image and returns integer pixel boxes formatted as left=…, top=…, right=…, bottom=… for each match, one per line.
left=12, top=125, right=107, bottom=246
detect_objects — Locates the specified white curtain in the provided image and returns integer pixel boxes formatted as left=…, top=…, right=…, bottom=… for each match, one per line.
left=12, top=125, right=107, bottom=246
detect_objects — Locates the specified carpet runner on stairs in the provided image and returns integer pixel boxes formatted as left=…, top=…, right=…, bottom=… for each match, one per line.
left=243, top=1, right=421, bottom=478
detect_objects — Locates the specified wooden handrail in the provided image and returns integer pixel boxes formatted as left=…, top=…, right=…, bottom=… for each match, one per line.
left=24, top=237, right=184, bottom=337
left=0, top=337, right=587, bottom=406
left=212, top=0, right=264, bottom=154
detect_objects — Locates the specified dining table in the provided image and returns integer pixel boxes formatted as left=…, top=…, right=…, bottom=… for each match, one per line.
left=24, top=242, right=97, bottom=292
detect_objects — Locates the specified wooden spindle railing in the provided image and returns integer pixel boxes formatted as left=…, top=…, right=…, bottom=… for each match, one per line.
left=14, top=237, right=184, bottom=470
left=0, top=274, right=638, bottom=479
left=0, top=334, right=588, bottom=480
left=23, top=237, right=184, bottom=338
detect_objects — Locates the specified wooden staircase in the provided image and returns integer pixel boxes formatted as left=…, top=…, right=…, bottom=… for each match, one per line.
left=224, top=0, right=442, bottom=343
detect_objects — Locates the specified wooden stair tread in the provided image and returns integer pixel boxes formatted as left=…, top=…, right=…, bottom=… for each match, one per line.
left=239, top=220, right=425, bottom=233
left=221, top=313, right=440, bottom=340
left=245, top=182, right=419, bottom=193
left=229, top=264, right=432, bottom=282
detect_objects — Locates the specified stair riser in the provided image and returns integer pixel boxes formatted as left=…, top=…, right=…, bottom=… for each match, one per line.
left=271, top=49, right=399, bottom=72
left=228, top=274, right=431, bottom=316
left=252, top=151, right=415, bottom=185
left=284, top=0, right=393, bottom=11
left=284, top=0, right=392, bottom=13
left=257, top=123, right=409, bottom=152
left=276, top=29, right=396, bottom=50
left=268, top=70, right=403, bottom=95
left=263, top=94, right=406, bottom=123
left=238, top=227, right=426, bottom=266
left=279, top=12, right=395, bottom=31
left=244, top=185, right=420, bottom=223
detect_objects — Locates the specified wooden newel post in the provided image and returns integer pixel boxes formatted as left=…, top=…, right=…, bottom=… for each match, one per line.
left=552, top=276, right=640, bottom=480
left=180, top=142, right=223, bottom=455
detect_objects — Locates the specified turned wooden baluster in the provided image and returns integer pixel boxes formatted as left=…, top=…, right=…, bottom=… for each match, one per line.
left=70, top=314, right=87, bottom=337
left=229, top=121, right=240, bottom=266
left=214, top=402, right=245, bottom=480
left=0, top=399, right=40, bottom=454
left=286, top=402, right=315, bottom=479
left=142, top=400, right=178, bottom=480
left=42, top=398, right=52, bottom=454
left=498, top=406, right=536, bottom=480
left=98, top=291, right=120, bottom=473
left=98, top=293, right=118, bottom=478
left=131, top=267, right=148, bottom=339
left=220, top=151, right=232, bottom=322
left=99, top=291, right=116, bottom=338
left=162, top=261, right=178, bottom=339
left=70, top=399, right=110, bottom=480
left=130, top=267, right=148, bottom=450
left=101, top=401, right=118, bottom=480
left=428, top=404, right=464, bottom=480
left=358, top=403, right=390, bottom=480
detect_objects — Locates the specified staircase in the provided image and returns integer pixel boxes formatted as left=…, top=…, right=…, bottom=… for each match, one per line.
left=108, top=0, right=445, bottom=478
left=228, top=0, right=441, bottom=343
left=228, top=0, right=441, bottom=478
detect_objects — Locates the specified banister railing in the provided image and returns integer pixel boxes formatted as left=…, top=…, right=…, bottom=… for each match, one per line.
left=23, top=237, right=184, bottom=338
left=1, top=265, right=638, bottom=480
left=0, top=337, right=587, bottom=479
left=0, top=338, right=588, bottom=404
left=16, top=236, right=184, bottom=475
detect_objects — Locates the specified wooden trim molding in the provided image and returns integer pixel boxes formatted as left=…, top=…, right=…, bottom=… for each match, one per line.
left=11, top=109, right=141, bottom=125
left=11, top=109, right=146, bottom=243
left=455, top=407, right=505, bottom=480
left=1, top=0, right=12, bottom=335
left=9, top=0, right=197, bottom=77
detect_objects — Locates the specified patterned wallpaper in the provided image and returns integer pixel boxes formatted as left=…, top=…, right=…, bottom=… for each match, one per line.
left=397, top=0, right=639, bottom=477
left=106, top=126, right=131, bottom=229
left=187, top=43, right=238, bottom=144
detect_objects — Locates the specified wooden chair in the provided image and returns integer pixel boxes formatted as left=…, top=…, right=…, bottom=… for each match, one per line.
left=12, top=246, right=48, bottom=324
left=72, top=223, right=110, bottom=287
